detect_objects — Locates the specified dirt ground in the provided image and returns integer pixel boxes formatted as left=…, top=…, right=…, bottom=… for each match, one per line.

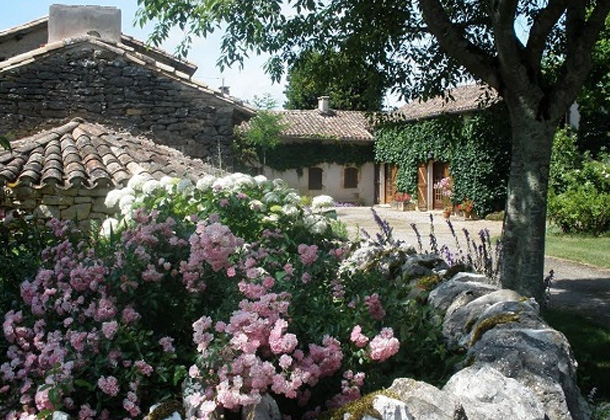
left=335, top=205, right=610, bottom=330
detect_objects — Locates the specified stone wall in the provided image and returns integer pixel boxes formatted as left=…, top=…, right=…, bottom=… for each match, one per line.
left=0, top=39, right=250, bottom=167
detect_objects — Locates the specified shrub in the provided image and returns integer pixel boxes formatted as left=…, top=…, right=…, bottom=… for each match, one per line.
left=1, top=173, right=456, bottom=419
left=548, top=154, right=610, bottom=235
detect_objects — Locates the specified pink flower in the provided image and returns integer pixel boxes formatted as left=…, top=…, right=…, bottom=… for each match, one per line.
left=349, top=325, right=369, bottom=348
left=135, top=360, right=154, bottom=376
left=369, top=328, right=400, bottom=361
left=269, top=319, right=298, bottom=355
left=121, top=307, right=141, bottom=324
left=297, top=244, right=319, bottom=265
left=78, top=403, right=97, bottom=419
left=364, top=293, right=386, bottom=321
left=97, top=376, right=120, bottom=397
left=159, top=336, right=175, bottom=353
left=101, top=321, right=118, bottom=340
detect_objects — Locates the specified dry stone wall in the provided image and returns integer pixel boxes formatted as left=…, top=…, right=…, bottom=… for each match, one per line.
left=0, top=39, right=246, bottom=167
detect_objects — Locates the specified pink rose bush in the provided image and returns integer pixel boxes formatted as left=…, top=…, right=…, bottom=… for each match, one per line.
left=1, top=173, right=453, bottom=419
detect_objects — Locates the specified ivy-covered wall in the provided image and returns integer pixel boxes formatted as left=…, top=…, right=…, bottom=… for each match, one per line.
left=375, top=105, right=512, bottom=216
left=264, top=141, right=375, bottom=175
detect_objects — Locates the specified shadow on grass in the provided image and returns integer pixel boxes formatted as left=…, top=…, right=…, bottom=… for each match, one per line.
left=543, top=309, right=610, bottom=402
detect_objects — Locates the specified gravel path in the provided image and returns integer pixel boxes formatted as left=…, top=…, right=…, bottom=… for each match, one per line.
left=335, top=206, right=610, bottom=330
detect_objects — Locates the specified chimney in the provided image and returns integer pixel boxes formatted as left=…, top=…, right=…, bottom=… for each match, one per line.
left=318, top=96, right=330, bottom=114
left=219, top=86, right=230, bottom=96
left=48, top=5, right=122, bottom=43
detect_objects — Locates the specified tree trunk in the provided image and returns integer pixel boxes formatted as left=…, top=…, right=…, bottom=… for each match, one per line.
left=500, top=108, right=556, bottom=304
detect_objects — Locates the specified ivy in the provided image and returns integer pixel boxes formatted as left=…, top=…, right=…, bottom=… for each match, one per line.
left=375, top=105, right=511, bottom=216
left=263, top=141, right=374, bottom=175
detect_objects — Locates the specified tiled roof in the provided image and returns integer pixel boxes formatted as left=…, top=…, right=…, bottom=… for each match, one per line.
left=273, top=110, right=375, bottom=142
left=396, top=85, right=499, bottom=121
left=0, top=118, right=225, bottom=190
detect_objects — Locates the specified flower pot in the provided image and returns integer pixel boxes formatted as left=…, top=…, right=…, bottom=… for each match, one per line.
left=442, top=210, right=451, bottom=219
left=464, top=210, right=472, bottom=219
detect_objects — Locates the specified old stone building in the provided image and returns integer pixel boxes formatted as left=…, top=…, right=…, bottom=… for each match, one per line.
left=0, top=5, right=254, bottom=164
left=0, top=5, right=255, bottom=220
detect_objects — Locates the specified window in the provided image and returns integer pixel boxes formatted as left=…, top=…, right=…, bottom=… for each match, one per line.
left=308, top=167, right=323, bottom=190
left=344, top=167, right=359, bottom=189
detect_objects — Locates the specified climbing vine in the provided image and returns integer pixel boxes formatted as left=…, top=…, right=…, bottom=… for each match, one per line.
left=375, top=105, right=511, bottom=216
left=264, top=141, right=374, bottom=175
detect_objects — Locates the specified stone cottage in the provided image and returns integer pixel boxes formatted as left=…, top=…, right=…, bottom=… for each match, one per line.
left=0, top=5, right=255, bottom=220
left=243, top=96, right=378, bottom=206
left=0, top=4, right=255, bottom=165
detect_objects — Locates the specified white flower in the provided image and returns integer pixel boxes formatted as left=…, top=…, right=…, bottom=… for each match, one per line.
left=100, top=218, right=120, bottom=238
left=177, top=179, right=194, bottom=193
left=262, top=214, right=279, bottom=224
left=160, top=176, right=178, bottom=192
left=249, top=200, right=266, bottom=212
left=127, top=173, right=152, bottom=191
left=104, top=189, right=122, bottom=208
left=284, top=192, right=301, bottom=205
left=262, top=191, right=281, bottom=204
left=142, top=179, right=162, bottom=195
left=229, top=173, right=255, bottom=189
left=282, top=204, right=298, bottom=217
left=212, top=177, right=232, bottom=191
left=254, top=175, right=268, bottom=185
left=312, top=195, right=335, bottom=209
left=196, top=175, right=217, bottom=191
left=119, top=194, right=135, bottom=214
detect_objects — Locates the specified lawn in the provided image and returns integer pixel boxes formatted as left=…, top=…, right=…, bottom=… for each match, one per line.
left=543, top=309, right=610, bottom=403
left=545, top=233, right=610, bottom=269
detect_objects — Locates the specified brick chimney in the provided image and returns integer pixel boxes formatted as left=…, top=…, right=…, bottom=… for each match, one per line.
left=318, top=96, right=330, bottom=114
left=48, top=5, right=122, bottom=43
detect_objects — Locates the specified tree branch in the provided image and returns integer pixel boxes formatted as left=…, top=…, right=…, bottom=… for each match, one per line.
left=489, top=0, right=525, bottom=85
left=418, top=0, right=500, bottom=91
left=548, top=1, right=610, bottom=121
left=526, top=0, right=568, bottom=71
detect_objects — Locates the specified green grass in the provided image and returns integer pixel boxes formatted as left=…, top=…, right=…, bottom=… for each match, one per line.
left=543, top=309, right=610, bottom=401
left=544, top=233, right=610, bottom=269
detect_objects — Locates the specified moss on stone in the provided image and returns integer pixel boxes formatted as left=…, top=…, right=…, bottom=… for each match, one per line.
left=416, top=274, right=442, bottom=291
left=320, top=390, right=401, bottom=420
left=470, top=312, right=520, bottom=347
left=146, top=400, right=185, bottom=420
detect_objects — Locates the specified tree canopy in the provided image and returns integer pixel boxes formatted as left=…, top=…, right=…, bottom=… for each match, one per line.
left=284, top=50, right=386, bottom=111
left=136, top=0, right=610, bottom=303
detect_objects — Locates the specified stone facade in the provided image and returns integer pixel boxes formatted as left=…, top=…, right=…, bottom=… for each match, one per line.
left=0, top=36, right=254, bottom=168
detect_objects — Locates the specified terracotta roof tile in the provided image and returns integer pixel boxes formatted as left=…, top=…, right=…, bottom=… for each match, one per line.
left=252, top=109, right=375, bottom=142
left=396, top=85, right=499, bottom=121
left=0, top=118, right=225, bottom=190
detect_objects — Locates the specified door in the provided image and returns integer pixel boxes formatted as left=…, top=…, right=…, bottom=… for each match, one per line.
left=432, top=162, right=450, bottom=210
left=384, top=164, right=398, bottom=204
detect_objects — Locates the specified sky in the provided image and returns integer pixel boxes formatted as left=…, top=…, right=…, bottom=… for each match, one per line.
left=0, top=0, right=289, bottom=108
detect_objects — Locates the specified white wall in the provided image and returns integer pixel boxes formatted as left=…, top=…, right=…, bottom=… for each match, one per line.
left=263, top=162, right=377, bottom=206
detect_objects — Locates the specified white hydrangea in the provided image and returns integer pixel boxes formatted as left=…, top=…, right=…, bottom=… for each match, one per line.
left=304, top=214, right=328, bottom=234
left=100, top=217, right=120, bottom=238
left=212, top=176, right=232, bottom=191
left=160, top=176, right=178, bottom=192
left=119, top=194, right=135, bottom=215
left=284, top=192, right=301, bottom=205
left=282, top=204, right=299, bottom=217
left=262, top=214, right=279, bottom=224
left=254, top=174, right=268, bottom=185
left=312, top=195, right=335, bottom=209
left=228, top=173, right=255, bottom=190
left=176, top=179, right=194, bottom=193
left=104, top=189, right=122, bottom=208
left=127, top=173, right=152, bottom=191
left=142, top=179, right=162, bottom=195
left=262, top=191, right=281, bottom=205
left=249, top=200, right=266, bottom=212
left=196, top=175, right=217, bottom=191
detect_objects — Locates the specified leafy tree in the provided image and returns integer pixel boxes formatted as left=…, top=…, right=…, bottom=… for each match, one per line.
left=234, top=94, right=287, bottom=171
left=284, top=50, right=386, bottom=111
left=576, top=14, right=610, bottom=157
left=136, top=1, right=610, bottom=303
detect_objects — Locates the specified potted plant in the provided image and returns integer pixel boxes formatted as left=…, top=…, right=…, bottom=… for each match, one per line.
left=457, top=197, right=475, bottom=219
left=433, top=177, right=453, bottom=218
left=393, top=192, right=414, bottom=211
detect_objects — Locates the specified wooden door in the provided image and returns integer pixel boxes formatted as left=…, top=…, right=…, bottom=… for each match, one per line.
left=432, top=162, right=450, bottom=209
left=384, top=164, right=398, bottom=204
left=417, top=163, right=428, bottom=210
